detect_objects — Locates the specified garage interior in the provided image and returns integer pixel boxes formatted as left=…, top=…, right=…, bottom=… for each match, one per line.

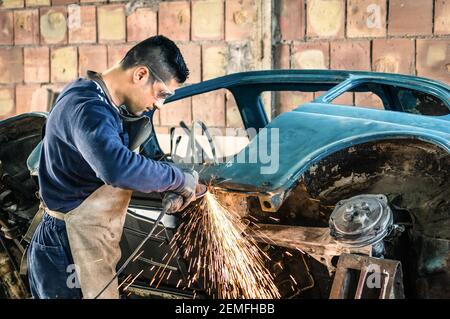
left=0, top=0, right=449, bottom=300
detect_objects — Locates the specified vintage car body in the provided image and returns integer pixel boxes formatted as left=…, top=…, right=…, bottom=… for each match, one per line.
left=0, top=70, right=449, bottom=299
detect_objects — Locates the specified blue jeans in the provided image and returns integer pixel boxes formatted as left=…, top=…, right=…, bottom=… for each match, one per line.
left=27, top=212, right=82, bottom=299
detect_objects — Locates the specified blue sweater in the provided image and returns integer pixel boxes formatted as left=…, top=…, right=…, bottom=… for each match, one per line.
left=38, top=77, right=185, bottom=213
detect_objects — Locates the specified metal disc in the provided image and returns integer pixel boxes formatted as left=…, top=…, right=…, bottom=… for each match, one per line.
left=329, top=194, right=393, bottom=247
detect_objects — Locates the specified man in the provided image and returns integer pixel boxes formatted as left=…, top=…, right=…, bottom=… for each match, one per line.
left=27, top=35, right=198, bottom=299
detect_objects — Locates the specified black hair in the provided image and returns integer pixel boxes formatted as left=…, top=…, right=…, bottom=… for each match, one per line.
left=120, top=35, right=189, bottom=83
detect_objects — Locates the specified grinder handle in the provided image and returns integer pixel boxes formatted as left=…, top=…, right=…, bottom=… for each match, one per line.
left=162, top=192, right=184, bottom=214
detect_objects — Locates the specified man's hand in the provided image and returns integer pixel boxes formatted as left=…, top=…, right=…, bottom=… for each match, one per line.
left=164, top=168, right=199, bottom=213
left=162, top=192, right=184, bottom=214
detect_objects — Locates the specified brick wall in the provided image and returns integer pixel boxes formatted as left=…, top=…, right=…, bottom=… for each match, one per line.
left=274, top=0, right=450, bottom=114
left=0, top=0, right=449, bottom=122
left=0, top=0, right=268, bottom=127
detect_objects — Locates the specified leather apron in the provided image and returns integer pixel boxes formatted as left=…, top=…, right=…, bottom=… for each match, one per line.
left=46, top=186, right=132, bottom=299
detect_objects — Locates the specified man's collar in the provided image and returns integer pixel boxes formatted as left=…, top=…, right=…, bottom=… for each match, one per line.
left=85, top=70, right=151, bottom=121
left=85, top=70, right=118, bottom=109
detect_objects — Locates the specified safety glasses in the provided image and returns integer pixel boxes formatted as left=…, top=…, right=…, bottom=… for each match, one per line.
left=145, top=65, right=175, bottom=100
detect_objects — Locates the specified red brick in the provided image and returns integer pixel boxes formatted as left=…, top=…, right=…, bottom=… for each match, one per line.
left=40, top=6, right=67, bottom=45
left=160, top=97, right=192, bottom=127
left=80, top=0, right=105, bottom=3
left=50, top=46, right=78, bottom=83
left=227, top=43, right=256, bottom=74
left=78, top=45, right=107, bottom=76
left=388, top=0, right=432, bottom=36
left=192, top=0, right=224, bottom=40
left=278, top=0, right=304, bottom=41
left=107, top=44, right=133, bottom=68
left=330, top=41, right=370, bottom=71
left=307, top=0, right=345, bottom=38
left=313, top=90, right=326, bottom=99
left=0, top=12, right=14, bottom=45
left=435, top=0, right=450, bottom=35
left=331, top=92, right=354, bottom=105
left=202, top=44, right=228, bottom=81
left=416, top=39, right=450, bottom=84
left=372, top=39, right=414, bottom=74
left=354, top=92, right=383, bottom=109
left=347, top=0, right=386, bottom=38
left=177, top=43, right=201, bottom=83
left=226, top=90, right=243, bottom=128
left=16, top=84, right=48, bottom=114
left=158, top=1, right=190, bottom=41
left=24, top=47, right=49, bottom=83
left=153, top=126, right=169, bottom=134
left=26, top=0, right=50, bottom=6
left=97, top=4, right=125, bottom=43
left=192, top=90, right=225, bottom=127
left=127, top=7, right=157, bottom=42
left=0, top=88, right=15, bottom=120
left=68, top=4, right=96, bottom=44
left=33, top=86, right=53, bottom=111
left=276, top=91, right=314, bottom=114
left=1, top=1, right=24, bottom=8
left=0, top=47, right=23, bottom=84
left=14, top=9, right=39, bottom=45
left=292, top=42, right=329, bottom=69
left=275, top=44, right=290, bottom=69
left=225, top=0, right=257, bottom=41
left=52, top=0, right=78, bottom=4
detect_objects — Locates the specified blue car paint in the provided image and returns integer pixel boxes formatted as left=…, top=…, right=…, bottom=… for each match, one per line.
left=166, top=71, right=450, bottom=196
left=317, top=74, right=450, bottom=108
left=212, top=103, right=450, bottom=196
left=168, top=70, right=450, bottom=103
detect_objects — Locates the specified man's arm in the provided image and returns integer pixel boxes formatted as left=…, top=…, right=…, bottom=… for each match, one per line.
left=71, top=103, right=185, bottom=193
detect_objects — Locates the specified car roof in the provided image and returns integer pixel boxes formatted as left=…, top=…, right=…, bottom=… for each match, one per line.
left=167, top=69, right=450, bottom=102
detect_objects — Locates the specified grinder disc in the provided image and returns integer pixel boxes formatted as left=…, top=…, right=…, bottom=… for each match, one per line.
left=195, top=183, right=208, bottom=199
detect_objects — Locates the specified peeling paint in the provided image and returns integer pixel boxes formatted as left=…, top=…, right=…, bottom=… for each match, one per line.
left=227, top=42, right=255, bottom=74
left=67, top=4, right=81, bottom=30
left=374, top=55, right=400, bottom=73
left=124, top=0, right=161, bottom=15
left=366, top=3, right=382, bottom=29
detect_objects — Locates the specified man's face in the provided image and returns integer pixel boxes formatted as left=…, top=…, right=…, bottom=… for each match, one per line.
left=126, top=66, right=180, bottom=116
